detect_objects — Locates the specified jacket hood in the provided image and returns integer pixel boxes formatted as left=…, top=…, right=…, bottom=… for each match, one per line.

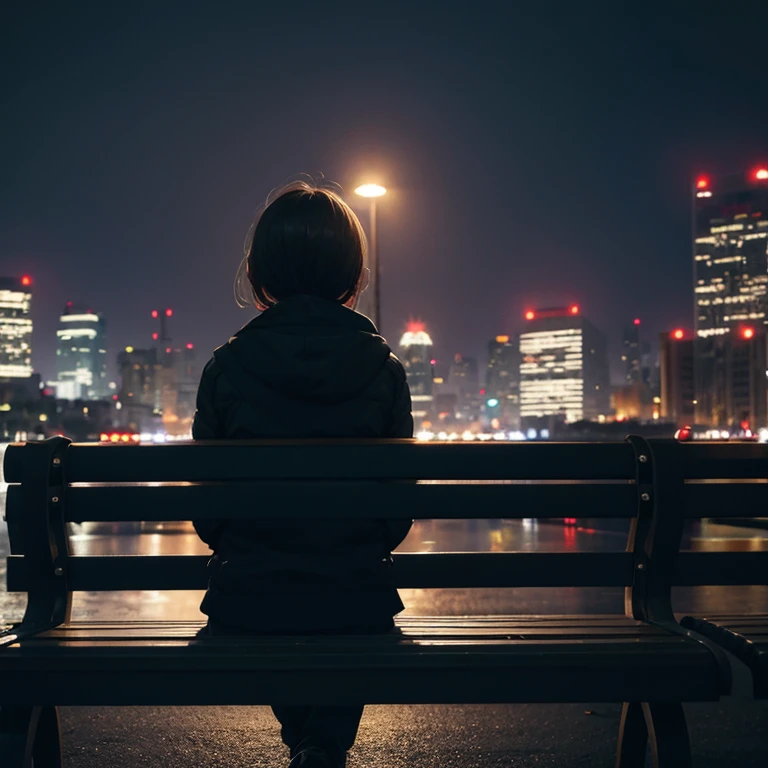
left=217, top=295, right=393, bottom=404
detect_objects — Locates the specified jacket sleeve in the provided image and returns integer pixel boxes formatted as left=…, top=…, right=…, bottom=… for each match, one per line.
left=192, top=358, right=226, bottom=550
left=382, top=355, right=414, bottom=551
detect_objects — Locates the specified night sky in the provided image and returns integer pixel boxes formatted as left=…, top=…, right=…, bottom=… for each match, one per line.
left=3, top=1, right=768, bottom=383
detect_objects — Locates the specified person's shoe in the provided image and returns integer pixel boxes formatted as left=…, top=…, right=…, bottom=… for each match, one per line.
left=288, top=746, right=345, bottom=768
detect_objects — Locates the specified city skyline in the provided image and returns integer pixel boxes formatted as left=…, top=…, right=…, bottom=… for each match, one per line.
left=3, top=4, right=766, bottom=385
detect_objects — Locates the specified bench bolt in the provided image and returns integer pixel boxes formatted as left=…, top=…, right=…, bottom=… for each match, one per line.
left=637, top=563, right=645, bottom=570
left=53, top=457, right=61, bottom=466
left=54, top=567, right=64, bottom=577
left=51, top=496, right=60, bottom=503
left=638, top=454, right=648, bottom=463
left=641, top=493, right=650, bottom=502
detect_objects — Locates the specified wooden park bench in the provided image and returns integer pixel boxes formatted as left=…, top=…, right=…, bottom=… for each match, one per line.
left=4, top=435, right=764, bottom=767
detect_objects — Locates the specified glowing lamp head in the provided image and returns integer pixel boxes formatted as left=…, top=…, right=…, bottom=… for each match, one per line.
left=151, top=310, right=158, bottom=319
left=755, top=168, right=768, bottom=181
left=742, top=327, right=755, bottom=340
left=634, top=318, right=641, bottom=326
left=570, top=304, right=580, bottom=315
left=165, top=308, right=173, bottom=317
left=21, top=275, right=32, bottom=286
left=525, top=310, right=535, bottom=321
left=696, top=176, right=709, bottom=190
left=354, top=184, right=386, bottom=198
left=186, top=343, right=194, bottom=349
left=152, top=332, right=159, bottom=340
left=672, top=329, right=685, bottom=340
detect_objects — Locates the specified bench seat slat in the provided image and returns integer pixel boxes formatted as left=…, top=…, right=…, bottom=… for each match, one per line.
left=0, top=615, right=722, bottom=706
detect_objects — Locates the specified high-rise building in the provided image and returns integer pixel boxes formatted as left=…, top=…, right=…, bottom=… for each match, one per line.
left=55, top=303, right=107, bottom=400
left=117, top=346, right=162, bottom=410
left=399, top=321, right=434, bottom=421
left=660, top=330, right=695, bottom=426
left=486, top=335, right=520, bottom=428
left=175, top=342, right=199, bottom=420
left=693, top=167, right=768, bottom=425
left=0, top=276, right=33, bottom=379
left=519, top=306, right=609, bottom=428
left=622, top=319, right=642, bottom=384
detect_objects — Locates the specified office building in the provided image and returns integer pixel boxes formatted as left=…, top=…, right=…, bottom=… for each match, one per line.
left=519, top=306, right=609, bottom=428
left=486, top=334, right=520, bottom=428
left=660, top=330, right=695, bottom=426
left=55, top=303, right=107, bottom=400
left=622, top=320, right=642, bottom=384
left=693, top=167, right=768, bottom=425
left=399, top=320, right=434, bottom=420
left=118, top=346, right=162, bottom=410
left=0, top=276, right=33, bottom=379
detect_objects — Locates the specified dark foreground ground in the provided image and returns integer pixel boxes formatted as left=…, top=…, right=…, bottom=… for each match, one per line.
left=60, top=696, right=768, bottom=768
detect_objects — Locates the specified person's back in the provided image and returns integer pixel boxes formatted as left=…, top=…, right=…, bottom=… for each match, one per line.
left=192, top=179, right=413, bottom=768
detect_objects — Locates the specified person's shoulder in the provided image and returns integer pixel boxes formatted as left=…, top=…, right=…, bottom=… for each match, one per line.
left=382, top=352, right=408, bottom=388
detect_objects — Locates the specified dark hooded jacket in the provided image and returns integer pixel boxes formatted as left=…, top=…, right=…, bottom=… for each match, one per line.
left=192, top=294, right=413, bottom=632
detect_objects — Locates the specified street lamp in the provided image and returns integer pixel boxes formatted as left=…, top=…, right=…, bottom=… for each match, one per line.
left=354, top=184, right=387, bottom=329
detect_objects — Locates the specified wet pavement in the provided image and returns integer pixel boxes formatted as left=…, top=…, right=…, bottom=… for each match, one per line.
left=2, top=444, right=767, bottom=766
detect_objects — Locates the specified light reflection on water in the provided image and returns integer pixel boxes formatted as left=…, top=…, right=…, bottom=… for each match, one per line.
left=2, top=443, right=767, bottom=627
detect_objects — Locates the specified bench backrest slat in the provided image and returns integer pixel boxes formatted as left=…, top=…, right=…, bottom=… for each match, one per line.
left=4, top=481, right=639, bottom=524
left=3, top=440, right=638, bottom=483
left=6, top=552, right=637, bottom=591
left=7, top=550, right=765, bottom=592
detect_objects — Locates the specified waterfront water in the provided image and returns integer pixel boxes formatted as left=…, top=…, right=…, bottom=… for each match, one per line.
left=2, top=442, right=767, bottom=626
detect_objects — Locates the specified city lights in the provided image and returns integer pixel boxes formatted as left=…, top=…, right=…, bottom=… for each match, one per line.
left=21, top=275, right=32, bottom=286
left=672, top=329, right=685, bottom=340
left=696, top=176, right=709, bottom=189
left=741, top=327, right=755, bottom=340
left=151, top=310, right=158, bottom=318
left=525, top=310, right=535, bottom=320
left=165, top=308, right=173, bottom=317
left=754, top=168, right=768, bottom=181
left=186, top=342, right=194, bottom=349
left=634, top=318, right=641, bottom=326
left=570, top=305, right=580, bottom=315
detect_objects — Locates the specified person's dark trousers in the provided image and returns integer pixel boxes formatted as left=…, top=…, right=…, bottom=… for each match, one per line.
left=203, top=618, right=396, bottom=763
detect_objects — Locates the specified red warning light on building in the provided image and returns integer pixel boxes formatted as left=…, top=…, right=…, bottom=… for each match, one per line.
left=21, top=275, right=32, bottom=286
left=151, top=310, right=158, bottom=319
left=754, top=168, right=768, bottom=181
left=634, top=318, right=641, bottom=326
left=741, top=327, right=755, bottom=340
left=696, top=176, right=709, bottom=190
left=672, top=329, right=685, bottom=340
left=165, top=309, right=173, bottom=317
left=186, top=343, right=194, bottom=350
left=525, top=310, right=535, bottom=320
left=569, top=304, right=580, bottom=315
left=152, top=332, right=159, bottom=341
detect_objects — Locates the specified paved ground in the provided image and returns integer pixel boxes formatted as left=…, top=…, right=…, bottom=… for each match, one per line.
left=60, top=698, right=768, bottom=767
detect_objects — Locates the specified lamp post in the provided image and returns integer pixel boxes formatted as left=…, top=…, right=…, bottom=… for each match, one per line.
left=354, top=183, right=387, bottom=330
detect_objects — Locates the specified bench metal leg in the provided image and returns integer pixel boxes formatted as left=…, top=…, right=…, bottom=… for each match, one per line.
left=643, top=702, right=691, bottom=768
left=0, top=706, right=62, bottom=768
left=615, top=701, right=647, bottom=768
left=615, top=701, right=691, bottom=768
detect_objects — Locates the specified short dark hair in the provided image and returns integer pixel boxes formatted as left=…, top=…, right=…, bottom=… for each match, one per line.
left=235, top=181, right=368, bottom=310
